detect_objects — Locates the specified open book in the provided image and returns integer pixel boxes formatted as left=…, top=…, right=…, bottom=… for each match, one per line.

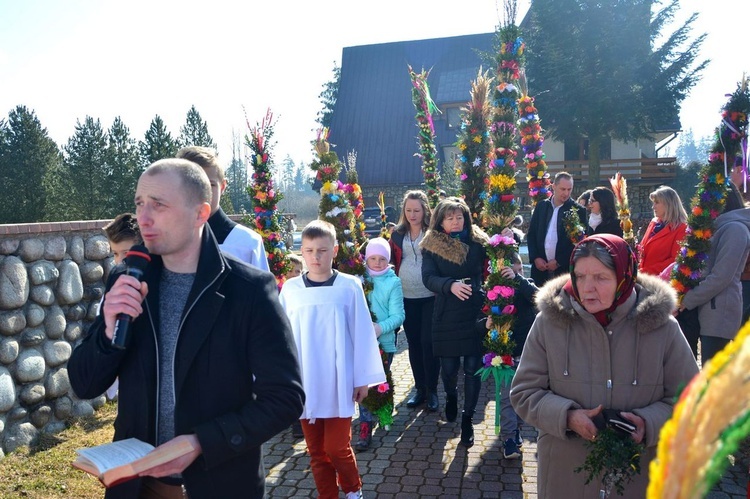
left=72, top=437, right=195, bottom=488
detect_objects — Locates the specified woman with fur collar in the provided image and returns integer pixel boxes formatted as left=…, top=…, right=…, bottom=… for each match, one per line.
left=420, top=197, right=489, bottom=447
left=511, top=234, right=698, bottom=498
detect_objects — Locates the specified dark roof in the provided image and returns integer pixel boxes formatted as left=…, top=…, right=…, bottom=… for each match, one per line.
left=328, top=33, right=495, bottom=187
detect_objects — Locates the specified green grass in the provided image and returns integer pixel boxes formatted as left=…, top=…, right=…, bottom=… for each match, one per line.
left=0, top=403, right=117, bottom=498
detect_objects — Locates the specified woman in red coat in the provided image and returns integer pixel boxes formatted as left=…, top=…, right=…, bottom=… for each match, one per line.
left=638, top=186, right=688, bottom=276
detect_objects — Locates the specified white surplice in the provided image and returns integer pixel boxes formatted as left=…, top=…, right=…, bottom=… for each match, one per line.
left=279, top=272, right=386, bottom=421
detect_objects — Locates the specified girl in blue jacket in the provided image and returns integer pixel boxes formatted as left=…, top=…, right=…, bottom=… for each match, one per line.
left=355, top=237, right=405, bottom=451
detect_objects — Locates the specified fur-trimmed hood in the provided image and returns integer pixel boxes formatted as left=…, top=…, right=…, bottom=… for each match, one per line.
left=535, top=272, right=677, bottom=334
left=419, top=225, right=490, bottom=265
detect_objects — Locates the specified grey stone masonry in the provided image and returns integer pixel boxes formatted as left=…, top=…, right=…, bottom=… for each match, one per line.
left=0, top=220, right=115, bottom=455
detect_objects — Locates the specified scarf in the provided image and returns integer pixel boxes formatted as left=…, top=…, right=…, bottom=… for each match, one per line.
left=447, top=227, right=470, bottom=243
left=588, top=212, right=603, bottom=230
left=367, top=266, right=390, bottom=277
left=563, top=233, right=637, bottom=327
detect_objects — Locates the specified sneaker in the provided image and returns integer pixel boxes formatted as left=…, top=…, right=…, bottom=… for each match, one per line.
left=345, top=490, right=364, bottom=499
left=514, top=429, right=523, bottom=448
left=503, top=438, right=521, bottom=459
left=354, top=422, right=372, bottom=451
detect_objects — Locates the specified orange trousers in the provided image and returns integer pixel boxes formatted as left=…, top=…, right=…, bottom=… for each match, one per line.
left=301, top=417, right=361, bottom=498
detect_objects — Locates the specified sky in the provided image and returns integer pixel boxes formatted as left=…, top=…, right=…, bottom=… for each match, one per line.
left=0, top=0, right=747, bottom=169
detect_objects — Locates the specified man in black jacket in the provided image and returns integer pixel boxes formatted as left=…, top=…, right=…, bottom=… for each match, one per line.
left=69, top=159, right=304, bottom=499
left=527, top=172, right=587, bottom=285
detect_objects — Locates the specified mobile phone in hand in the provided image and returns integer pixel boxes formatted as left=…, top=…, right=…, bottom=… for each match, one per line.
left=603, top=409, right=636, bottom=435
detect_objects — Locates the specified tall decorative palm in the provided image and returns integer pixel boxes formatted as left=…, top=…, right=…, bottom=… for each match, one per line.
left=517, top=73, right=552, bottom=207
left=408, top=65, right=442, bottom=208
left=309, top=128, right=366, bottom=278
left=245, top=108, right=290, bottom=284
left=670, top=78, right=749, bottom=304
left=457, top=68, right=493, bottom=224
left=476, top=2, right=526, bottom=434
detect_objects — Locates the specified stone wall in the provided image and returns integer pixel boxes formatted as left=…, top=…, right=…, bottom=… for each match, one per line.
left=0, top=220, right=116, bottom=458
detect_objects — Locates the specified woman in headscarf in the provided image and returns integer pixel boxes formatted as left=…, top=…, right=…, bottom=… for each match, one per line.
left=511, top=234, right=698, bottom=498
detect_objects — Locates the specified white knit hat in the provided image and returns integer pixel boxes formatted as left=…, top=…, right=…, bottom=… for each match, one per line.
left=365, top=237, right=391, bottom=261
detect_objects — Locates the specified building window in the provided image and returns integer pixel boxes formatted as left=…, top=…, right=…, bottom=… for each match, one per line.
left=443, top=146, right=459, bottom=169
left=445, top=107, right=462, bottom=129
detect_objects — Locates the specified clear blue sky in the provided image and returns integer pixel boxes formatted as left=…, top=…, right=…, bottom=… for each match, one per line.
left=0, top=0, right=745, bottom=168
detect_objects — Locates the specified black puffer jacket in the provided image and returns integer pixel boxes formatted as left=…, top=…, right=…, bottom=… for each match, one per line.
left=420, top=226, right=489, bottom=357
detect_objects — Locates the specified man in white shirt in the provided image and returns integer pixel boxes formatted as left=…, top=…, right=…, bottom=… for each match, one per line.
left=527, top=172, right=586, bottom=285
left=176, top=146, right=270, bottom=271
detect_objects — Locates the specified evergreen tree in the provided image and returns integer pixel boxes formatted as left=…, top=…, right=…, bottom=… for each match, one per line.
left=64, top=116, right=109, bottom=219
left=675, top=128, right=699, bottom=166
left=293, top=161, right=310, bottom=192
left=225, top=131, right=251, bottom=213
left=107, top=117, right=142, bottom=215
left=178, top=105, right=216, bottom=149
left=0, top=106, right=61, bottom=223
left=440, top=160, right=462, bottom=197
left=316, top=62, right=340, bottom=129
left=279, top=154, right=296, bottom=191
left=139, top=115, right=177, bottom=168
left=526, top=0, right=707, bottom=186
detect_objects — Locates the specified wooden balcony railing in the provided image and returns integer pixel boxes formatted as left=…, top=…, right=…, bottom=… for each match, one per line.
left=516, top=157, right=677, bottom=185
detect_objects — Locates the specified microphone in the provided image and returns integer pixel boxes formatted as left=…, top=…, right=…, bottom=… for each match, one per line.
left=111, top=245, right=151, bottom=350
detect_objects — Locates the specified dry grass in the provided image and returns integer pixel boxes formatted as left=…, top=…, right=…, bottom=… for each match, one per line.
left=0, top=402, right=117, bottom=498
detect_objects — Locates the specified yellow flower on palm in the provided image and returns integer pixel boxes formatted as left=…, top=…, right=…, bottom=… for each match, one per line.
left=321, top=181, right=336, bottom=195
left=499, top=330, right=509, bottom=344
left=489, top=174, right=515, bottom=192
left=458, top=143, right=467, bottom=151
left=473, top=135, right=482, bottom=143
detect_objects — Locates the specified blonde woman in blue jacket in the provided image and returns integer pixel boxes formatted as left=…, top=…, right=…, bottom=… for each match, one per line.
left=355, top=237, right=405, bottom=451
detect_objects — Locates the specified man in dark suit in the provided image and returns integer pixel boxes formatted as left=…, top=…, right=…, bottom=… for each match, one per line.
left=527, top=172, right=587, bottom=285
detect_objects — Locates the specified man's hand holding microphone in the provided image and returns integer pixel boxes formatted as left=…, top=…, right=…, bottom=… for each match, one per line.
left=104, top=245, right=150, bottom=349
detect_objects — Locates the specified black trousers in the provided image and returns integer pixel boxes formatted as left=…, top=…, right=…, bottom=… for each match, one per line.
left=403, top=297, right=440, bottom=393
left=440, top=354, right=483, bottom=414
left=676, top=307, right=700, bottom=359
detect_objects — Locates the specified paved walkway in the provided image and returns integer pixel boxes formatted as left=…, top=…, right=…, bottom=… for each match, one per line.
left=263, top=335, right=749, bottom=498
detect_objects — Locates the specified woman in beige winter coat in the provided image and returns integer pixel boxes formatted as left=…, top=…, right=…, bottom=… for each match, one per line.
left=511, top=234, right=698, bottom=498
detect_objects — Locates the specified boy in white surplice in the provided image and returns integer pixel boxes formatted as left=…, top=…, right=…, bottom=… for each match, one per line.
left=279, top=220, right=385, bottom=499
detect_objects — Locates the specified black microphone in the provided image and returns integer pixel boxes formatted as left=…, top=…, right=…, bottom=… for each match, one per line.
left=111, top=245, right=151, bottom=350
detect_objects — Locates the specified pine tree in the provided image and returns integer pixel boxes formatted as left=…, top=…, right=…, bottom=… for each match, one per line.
left=225, top=131, right=251, bottom=213
left=139, top=115, right=177, bottom=168
left=440, top=160, right=462, bottom=197
left=0, top=106, right=61, bottom=223
left=107, top=117, right=142, bottom=215
left=316, top=62, right=340, bottom=129
left=178, top=105, right=216, bottom=149
left=64, top=116, right=109, bottom=219
left=279, top=155, right=296, bottom=191
left=675, top=128, right=700, bottom=166
left=293, top=161, right=310, bottom=192
left=526, top=0, right=707, bottom=186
